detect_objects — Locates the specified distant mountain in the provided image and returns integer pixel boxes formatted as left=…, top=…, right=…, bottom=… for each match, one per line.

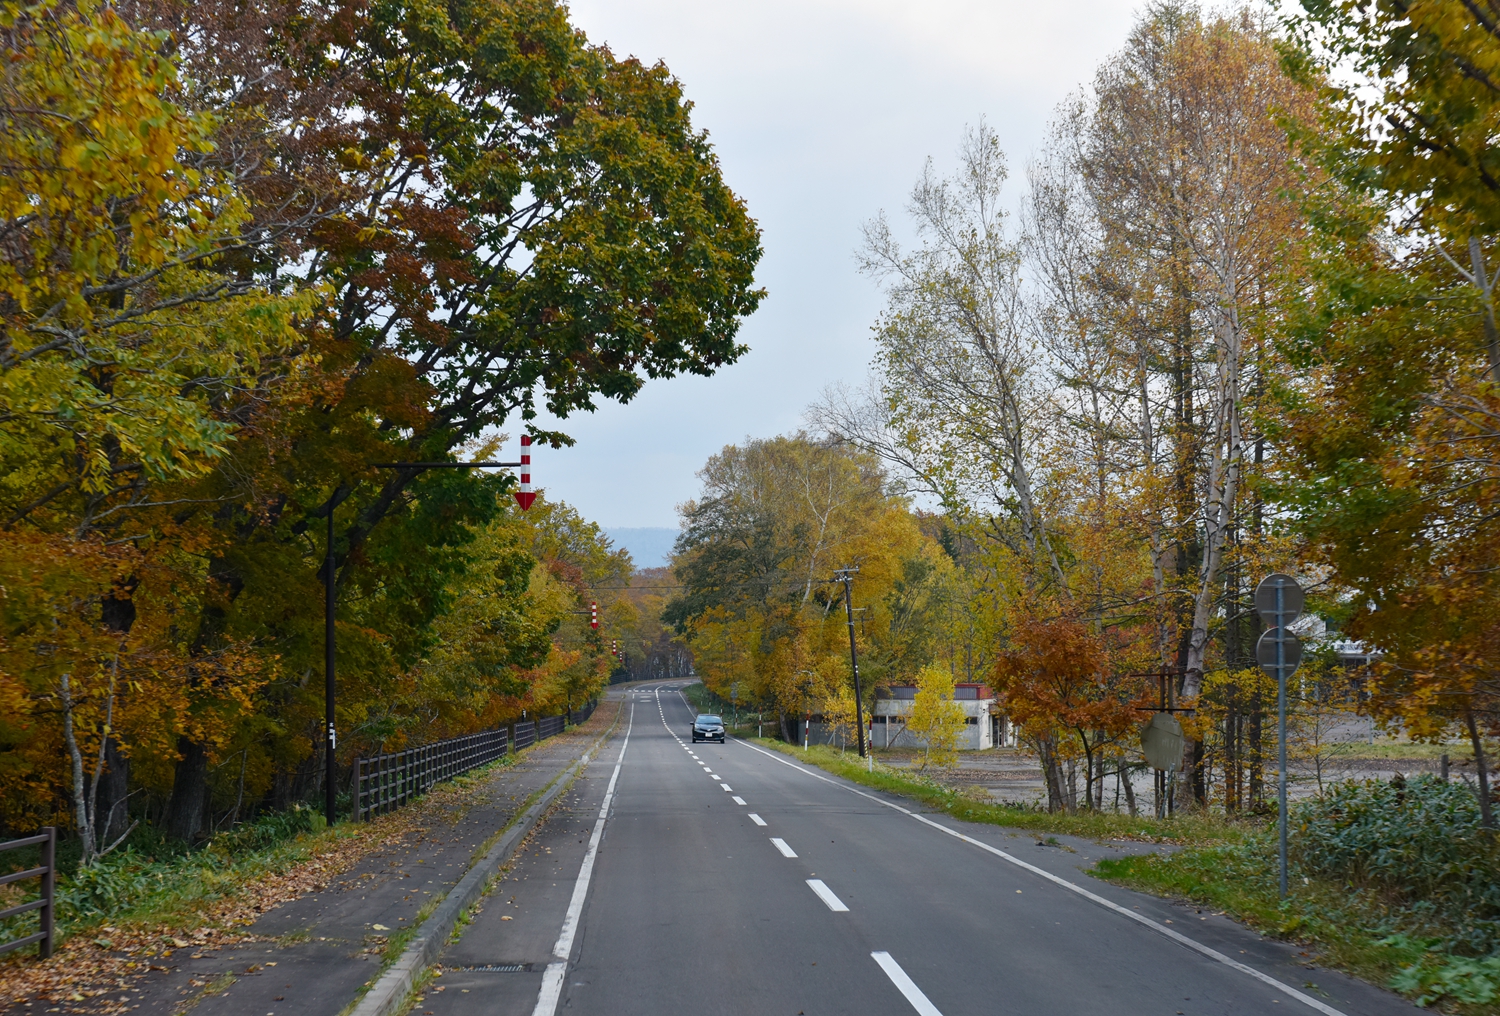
left=604, top=527, right=679, bottom=570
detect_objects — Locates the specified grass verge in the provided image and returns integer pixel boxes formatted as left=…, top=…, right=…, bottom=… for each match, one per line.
left=1096, top=841, right=1500, bottom=1014
left=765, top=737, right=1497, bottom=1009
left=754, top=739, right=1243, bottom=844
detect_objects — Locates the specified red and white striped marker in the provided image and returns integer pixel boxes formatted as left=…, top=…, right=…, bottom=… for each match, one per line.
left=514, top=435, right=536, bottom=510
left=590, top=601, right=598, bottom=629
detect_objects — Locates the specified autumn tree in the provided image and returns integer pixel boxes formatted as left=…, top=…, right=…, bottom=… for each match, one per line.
left=667, top=435, right=948, bottom=740
left=907, top=663, right=965, bottom=770
left=0, top=0, right=764, bottom=844
left=995, top=611, right=1150, bottom=813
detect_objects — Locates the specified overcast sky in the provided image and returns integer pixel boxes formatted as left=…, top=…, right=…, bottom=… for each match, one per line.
left=524, top=0, right=1144, bottom=529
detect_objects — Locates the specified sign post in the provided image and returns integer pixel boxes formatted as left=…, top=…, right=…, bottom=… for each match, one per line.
left=1255, top=573, right=1305, bottom=899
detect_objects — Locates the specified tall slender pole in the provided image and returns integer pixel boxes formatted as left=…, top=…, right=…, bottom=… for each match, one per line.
left=838, top=569, right=867, bottom=759
left=326, top=507, right=337, bottom=829
left=1277, top=583, right=1288, bottom=899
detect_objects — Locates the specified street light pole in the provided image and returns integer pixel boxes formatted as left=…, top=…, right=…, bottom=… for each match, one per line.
left=323, top=487, right=350, bottom=829
left=835, top=567, right=867, bottom=759
left=322, top=444, right=535, bottom=828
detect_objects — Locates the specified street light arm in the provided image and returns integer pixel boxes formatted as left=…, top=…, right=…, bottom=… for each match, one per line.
left=370, top=461, right=524, bottom=468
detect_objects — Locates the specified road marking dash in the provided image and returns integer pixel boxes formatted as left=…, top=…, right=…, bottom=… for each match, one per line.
left=720, top=783, right=732, bottom=791
left=807, top=879, right=849, bottom=912
left=871, top=952, right=942, bottom=1016
left=732, top=796, right=747, bottom=806
left=748, top=813, right=766, bottom=826
left=530, top=702, right=634, bottom=1016
left=770, top=837, right=797, bottom=858
left=737, top=739, right=1348, bottom=1016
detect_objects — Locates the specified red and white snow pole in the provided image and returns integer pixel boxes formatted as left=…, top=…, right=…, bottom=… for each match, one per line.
left=513, top=435, right=536, bottom=511
left=590, top=601, right=598, bottom=629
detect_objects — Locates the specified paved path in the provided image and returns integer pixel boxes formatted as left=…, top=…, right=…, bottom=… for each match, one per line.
left=124, top=701, right=619, bottom=1016
left=418, top=682, right=1414, bottom=1016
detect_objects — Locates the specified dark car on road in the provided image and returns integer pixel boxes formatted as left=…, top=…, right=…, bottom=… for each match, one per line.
left=692, top=714, right=726, bottom=743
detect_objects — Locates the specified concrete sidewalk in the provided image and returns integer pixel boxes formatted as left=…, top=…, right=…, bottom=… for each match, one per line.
left=127, top=701, right=621, bottom=1016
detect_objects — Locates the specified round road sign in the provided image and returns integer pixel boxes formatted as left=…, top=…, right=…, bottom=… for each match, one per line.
left=1254, top=574, right=1305, bottom=627
left=1255, top=627, right=1303, bottom=676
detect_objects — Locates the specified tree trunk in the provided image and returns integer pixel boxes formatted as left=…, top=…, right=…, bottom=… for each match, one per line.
left=1466, top=709, right=1495, bottom=830
left=98, top=737, right=131, bottom=843
left=1038, top=736, right=1065, bottom=813
left=1121, top=758, right=1138, bottom=817
left=165, top=737, right=210, bottom=842
left=60, top=673, right=95, bottom=864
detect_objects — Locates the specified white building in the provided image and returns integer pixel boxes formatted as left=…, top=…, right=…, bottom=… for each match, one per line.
left=871, top=683, right=1006, bottom=750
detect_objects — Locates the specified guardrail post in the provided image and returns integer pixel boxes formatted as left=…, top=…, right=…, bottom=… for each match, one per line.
left=40, top=826, right=54, bottom=959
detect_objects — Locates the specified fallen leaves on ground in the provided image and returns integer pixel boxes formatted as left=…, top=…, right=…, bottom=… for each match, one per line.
left=0, top=708, right=618, bottom=1015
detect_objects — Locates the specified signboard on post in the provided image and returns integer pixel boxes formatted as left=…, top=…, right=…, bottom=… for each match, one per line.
left=1254, top=572, right=1304, bottom=901
left=1141, top=711, right=1184, bottom=771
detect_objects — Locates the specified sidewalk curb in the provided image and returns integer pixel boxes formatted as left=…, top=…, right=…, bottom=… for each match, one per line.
left=347, top=705, right=622, bottom=1016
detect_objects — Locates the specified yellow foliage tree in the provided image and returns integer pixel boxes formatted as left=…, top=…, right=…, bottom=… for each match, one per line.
left=908, top=663, right=965, bottom=770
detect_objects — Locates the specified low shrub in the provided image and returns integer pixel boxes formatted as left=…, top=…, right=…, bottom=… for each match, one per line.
left=0, top=806, right=322, bottom=949
left=1291, top=774, right=1500, bottom=954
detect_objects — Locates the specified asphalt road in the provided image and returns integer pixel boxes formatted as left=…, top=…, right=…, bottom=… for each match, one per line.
left=424, top=683, right=1416, bottom=1016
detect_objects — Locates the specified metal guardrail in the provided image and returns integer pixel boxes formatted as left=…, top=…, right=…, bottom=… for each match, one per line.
left=512, top=721, right=536, bottom=752
left=355, top=701, right=603, bottom=821
left=357, top=728, right=508, bottom=820
left=0, top=827, right=54, bottom=959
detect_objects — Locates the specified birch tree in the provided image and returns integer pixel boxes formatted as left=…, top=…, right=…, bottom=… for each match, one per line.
left=858, top=122, right=1067, bottom=590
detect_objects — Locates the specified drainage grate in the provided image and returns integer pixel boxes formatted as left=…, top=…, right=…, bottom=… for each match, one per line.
left=453, top=963, right=534, bottom=973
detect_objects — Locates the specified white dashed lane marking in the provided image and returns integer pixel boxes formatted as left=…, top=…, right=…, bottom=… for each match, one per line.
left=807, top=879, right=849, bottom=913
left=872, top=952, right=944, bottom=1016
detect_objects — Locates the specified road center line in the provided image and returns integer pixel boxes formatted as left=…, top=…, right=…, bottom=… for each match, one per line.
left=529, top=702, right=634, bottom=1016
left=770, top=837, right=797, bottom=858
left=871, top=951, right=944, bottom=1016
left=807, top=879, right=850, bottom=912
left=732, top=796, right=747, bottom=806
left=736, top=739, right=1348, bottom=1016
left=748, top=813, right=766, bottom=826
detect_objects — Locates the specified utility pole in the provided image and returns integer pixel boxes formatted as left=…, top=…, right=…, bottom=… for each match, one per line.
left=834, top=566, right=867, bottom=758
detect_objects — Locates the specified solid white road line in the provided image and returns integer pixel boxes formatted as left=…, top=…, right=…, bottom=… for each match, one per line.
left=736, top=740, right=1349, bottom=1016
left=529, top=703, right=634, bottom=1016
left=732, top=796, right=747, bottom=806
left=770, top=837, right=797, bottom=858
left=748, top=813, right=767, bottom=826
left=807, top=879, right=849, bottom=912
left=871, top=951, right=944, bottom=1016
